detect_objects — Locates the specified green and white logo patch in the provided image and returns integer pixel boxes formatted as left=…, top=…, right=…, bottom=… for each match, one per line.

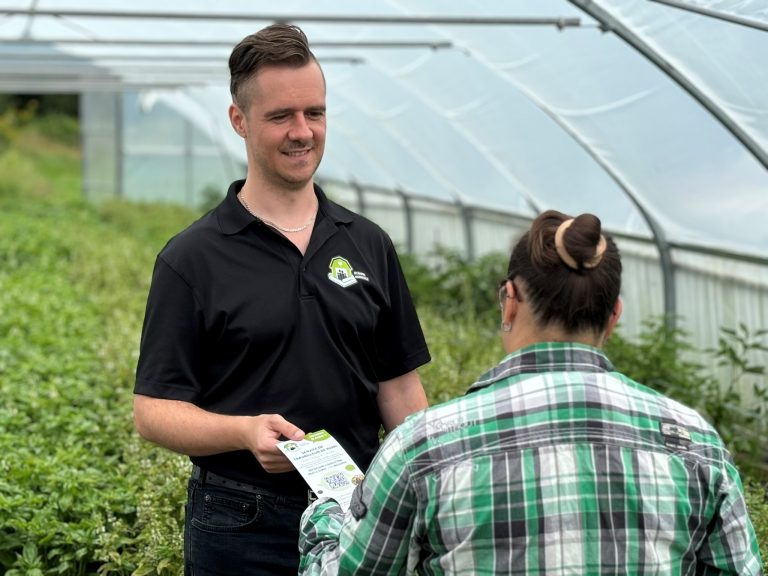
left=327, top=256, right=369, bottom=288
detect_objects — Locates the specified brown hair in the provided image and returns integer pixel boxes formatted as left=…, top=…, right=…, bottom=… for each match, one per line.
left=506, top=210, right=621, bottom=334
left=229, top=24, right=318, bottom=108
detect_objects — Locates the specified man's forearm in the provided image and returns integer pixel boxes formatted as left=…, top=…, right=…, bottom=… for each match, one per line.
left=133, top=394, right=252, bottom=456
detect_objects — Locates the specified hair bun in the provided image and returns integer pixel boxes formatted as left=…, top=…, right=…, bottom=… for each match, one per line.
left=554, top=215, right=607, bottom=270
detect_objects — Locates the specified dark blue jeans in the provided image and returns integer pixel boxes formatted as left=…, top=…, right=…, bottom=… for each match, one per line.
left=184, top=475, right=307, bottom=576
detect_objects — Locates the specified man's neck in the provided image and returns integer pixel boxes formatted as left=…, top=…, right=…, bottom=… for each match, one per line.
left=237, top=177, right=318, bottom=255
left=239, top=178, right=317, bottom=220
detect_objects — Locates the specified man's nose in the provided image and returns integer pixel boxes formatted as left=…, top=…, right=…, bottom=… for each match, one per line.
left=288, top=113, right=313, bottom=141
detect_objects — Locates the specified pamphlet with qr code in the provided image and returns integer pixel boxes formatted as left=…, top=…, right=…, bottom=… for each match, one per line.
left=276, top=429, right=364, bottom=510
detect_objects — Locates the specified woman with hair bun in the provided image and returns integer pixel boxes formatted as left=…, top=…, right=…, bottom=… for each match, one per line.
left=299, top=210, right=763, bottom=575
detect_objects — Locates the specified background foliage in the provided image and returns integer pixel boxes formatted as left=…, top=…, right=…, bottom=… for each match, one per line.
left=1, top=112, right=765, bottom=574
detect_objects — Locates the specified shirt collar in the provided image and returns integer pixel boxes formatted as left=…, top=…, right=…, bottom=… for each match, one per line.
left=466, top=342, right=615, bottom=394
left=216, top=179, right=352, bottom=236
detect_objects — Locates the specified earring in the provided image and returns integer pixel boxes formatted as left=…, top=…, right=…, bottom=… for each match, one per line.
left=501, top=322, right=512, bottom=333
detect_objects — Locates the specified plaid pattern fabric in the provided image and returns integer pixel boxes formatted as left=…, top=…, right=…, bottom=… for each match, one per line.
left=299, top=342, right=763, bottom=575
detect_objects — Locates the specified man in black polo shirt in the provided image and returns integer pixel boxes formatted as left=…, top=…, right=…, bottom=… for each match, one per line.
left=133, top=24, right=431, bottom=576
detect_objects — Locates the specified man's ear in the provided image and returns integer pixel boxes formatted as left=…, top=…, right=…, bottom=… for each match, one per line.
left=604, top=297, right=623, bottom=341
left=229, top=103, right=246, bottom=138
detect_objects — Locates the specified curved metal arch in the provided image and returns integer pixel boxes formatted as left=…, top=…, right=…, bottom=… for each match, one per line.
left=329, top=21, right=677, bottom=320
left=647, top=0, right=768, bottom=33
left=410, top=24, right=678, bottom=324
left=337, top=49, right=558, bottom=262
left=329, top=90, right=490, bottom=260
left=569, top=0, right=768, bottom=170
left=325, top=62, right=543, bottom=260
left=349, top=53, right=543, bottom=215
left=330, top=90, right=464, bottom=200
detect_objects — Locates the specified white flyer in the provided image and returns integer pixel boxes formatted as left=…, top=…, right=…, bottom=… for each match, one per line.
left=276, top=429, right=364, bottom=510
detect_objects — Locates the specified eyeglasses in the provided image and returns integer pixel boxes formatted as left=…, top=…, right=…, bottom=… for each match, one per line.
left=498, top=276, right=523, bottom=310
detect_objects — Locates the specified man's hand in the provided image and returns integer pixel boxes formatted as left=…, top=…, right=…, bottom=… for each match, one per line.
left=248, top=414, right=305, bottom=473
left=133, top=396, right=304, bottom=473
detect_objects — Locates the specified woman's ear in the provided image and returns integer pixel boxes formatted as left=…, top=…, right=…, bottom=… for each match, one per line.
left=604, top=297, right=623, bottom=341
left=501, top=279, right=520, bottom=327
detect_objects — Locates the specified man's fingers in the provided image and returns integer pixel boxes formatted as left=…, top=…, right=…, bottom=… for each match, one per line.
left=266, top=414, right=305, bottom=441
left=248, top=414, right=304, bottom=472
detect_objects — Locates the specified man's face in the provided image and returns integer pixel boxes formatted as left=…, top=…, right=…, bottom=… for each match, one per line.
left=230, top=61, right=326, bottom=191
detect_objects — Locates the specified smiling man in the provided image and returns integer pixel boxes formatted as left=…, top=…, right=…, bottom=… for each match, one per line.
left=132, top=24, right=430, bottom=576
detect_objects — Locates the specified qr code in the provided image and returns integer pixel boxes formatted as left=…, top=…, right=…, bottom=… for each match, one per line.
left=324, top=472, right=349, bottom=490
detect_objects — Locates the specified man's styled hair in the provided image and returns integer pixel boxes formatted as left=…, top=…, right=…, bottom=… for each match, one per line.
left=229, top=24, right=318, bottom=109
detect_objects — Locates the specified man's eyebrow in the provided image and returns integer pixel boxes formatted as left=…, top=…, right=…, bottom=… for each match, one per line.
left=264, top=107, right=292, bottom=117
left=265, top=105, right=326, bottom=117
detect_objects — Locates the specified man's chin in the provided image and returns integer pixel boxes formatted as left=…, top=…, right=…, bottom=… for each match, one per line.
left=279, top=166, right=320, bottom=188
left=278, top=173, right=315, bottom=191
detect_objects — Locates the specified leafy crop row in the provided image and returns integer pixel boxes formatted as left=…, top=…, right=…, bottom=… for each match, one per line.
left=1, top=120, right=192, bottom=575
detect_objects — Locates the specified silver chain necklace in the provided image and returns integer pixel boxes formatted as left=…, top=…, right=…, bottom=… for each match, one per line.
left=238, top=193, right=316, bottom=233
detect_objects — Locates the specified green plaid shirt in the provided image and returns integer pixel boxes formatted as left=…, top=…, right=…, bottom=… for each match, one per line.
left=299, top=342, right=763, bottom=575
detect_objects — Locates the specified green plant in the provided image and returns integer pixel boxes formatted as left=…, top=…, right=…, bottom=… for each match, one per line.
left=4, top=543, right=45, bottom=576
left=197, top=184, right=225, bottom=213
left=95, top=440, right=187, bottom=576
left=0, top=98, right=78, bottom=153
left=34, top=112, right=80, bottom=147
left=399, top=247, right=507, bottom=327
left=0, top=117, right=193, bottom=575
left=744, top=481, right=768, bottom=572
left=708, top=324, right=768, bottom=411
left=606, top=317, right=768, bottom=481
left=605, top=316, right=712, bottom=409
left=0, top=108, right=16, bottom=152
left=0, top=243, right=138, bottom=575
left=704, top=325, right=768, bottom=478
left=417, top=306, right=502, bottom=405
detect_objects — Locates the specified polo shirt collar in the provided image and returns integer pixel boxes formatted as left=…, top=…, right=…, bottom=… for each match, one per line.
left=217, top=179, right=352, bottom=236
left=466, top=342, right=615, bottom=394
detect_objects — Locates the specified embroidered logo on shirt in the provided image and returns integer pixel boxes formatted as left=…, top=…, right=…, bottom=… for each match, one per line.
left=327, top=256, right=369, bottom=288
left=660, top=421, right=692, bottom=451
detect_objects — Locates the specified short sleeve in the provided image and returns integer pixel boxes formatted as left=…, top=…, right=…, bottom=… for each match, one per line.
left=372, top=238, right=430, bottom=381
left=134, top=255, right=206, bottom=402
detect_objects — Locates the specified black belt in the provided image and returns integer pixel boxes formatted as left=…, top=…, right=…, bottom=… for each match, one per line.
left=192, top=465, right=317, bottom=505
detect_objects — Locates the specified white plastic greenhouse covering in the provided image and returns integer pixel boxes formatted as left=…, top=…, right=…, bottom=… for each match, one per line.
left=1, top=0, right=767, bottom=390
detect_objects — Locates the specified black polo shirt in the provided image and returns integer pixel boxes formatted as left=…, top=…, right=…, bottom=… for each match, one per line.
left=135, top=180, right=430, bottom=496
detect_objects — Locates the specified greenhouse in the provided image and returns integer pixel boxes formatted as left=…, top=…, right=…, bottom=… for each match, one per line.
left=2, top=1, right=768, bottom=573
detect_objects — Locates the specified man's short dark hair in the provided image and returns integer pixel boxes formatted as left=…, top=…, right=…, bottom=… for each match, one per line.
left=229, top=24, right=317, bottom=109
